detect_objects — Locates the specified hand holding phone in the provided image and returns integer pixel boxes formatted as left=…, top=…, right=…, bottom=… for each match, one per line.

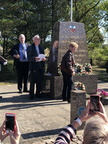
left=9, top=120, right=21, bottom=144
left=89, top=94, right=100, bottom=114
left=5, top=113, right=16, bottom=133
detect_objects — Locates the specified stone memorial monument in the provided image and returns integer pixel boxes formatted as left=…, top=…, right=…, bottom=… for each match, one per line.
left=43, top=21, right=97, bottom=99
left=52, top=21, right=90, bottom=64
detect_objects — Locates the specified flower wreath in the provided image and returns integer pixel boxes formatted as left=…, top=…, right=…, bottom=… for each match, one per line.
left=75, top=63, right=92, bottom=75
left=73, top=81, right=85, bottom=91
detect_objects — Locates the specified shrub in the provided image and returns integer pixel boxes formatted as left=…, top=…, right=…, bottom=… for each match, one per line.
left=89, top=45, right=108, bottom=68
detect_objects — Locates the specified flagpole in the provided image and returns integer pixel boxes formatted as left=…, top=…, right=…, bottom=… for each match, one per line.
left=71, top=0, right=73, bottom=21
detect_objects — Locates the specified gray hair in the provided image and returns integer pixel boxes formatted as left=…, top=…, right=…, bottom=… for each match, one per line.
left=32, top=35, right=40, bottom=42
left=19, top=34, right=25, bottom=38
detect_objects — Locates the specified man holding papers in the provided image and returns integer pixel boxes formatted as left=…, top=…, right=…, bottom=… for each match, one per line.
left=27, top=35, right=46, bottom=99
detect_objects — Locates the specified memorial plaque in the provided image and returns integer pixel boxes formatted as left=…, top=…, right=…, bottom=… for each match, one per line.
left=52, top=21, right=90, bottom=64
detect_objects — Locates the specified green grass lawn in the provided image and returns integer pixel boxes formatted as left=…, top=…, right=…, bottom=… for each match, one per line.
left=92, top=66, right=108, bottom=82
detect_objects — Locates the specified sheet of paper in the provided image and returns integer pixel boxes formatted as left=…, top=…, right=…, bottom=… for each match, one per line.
left=37, top=54, right=45, bottom=62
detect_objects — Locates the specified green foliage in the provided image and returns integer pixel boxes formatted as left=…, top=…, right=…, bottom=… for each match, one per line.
left=73, top=0, right=105, bottom=45
left=89, top=44, right=108, bottom=67
left=0, top=60, right=17, bottom=81
left=0, top=0, right=107, bottom=58
left=0, top=0, right=70, bottom=54
left=92, top=66, right=108, bottom=82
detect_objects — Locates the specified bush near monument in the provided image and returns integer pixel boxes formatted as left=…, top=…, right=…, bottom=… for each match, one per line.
left=89, top=45, right=108, bottom=67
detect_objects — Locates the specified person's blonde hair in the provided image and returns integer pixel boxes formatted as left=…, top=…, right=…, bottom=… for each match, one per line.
left=69, top=42, right=78, bottom=49
left=83, top=120, right=108, bottom=144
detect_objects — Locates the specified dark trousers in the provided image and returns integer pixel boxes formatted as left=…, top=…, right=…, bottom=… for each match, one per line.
left=29, top=81, right=42, bottom=99
left=16, top=62, right=29, bottom=91
left=62, top=71, right=73, bottom=100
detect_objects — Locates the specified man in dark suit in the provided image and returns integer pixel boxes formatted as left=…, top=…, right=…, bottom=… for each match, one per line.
left=27, top=35, right=46, bottom=99
left=61, top=42, right=78, bottom=103
left=9, top=34, right=29, bottom=93
left=47, top=40, right=59, bottom=76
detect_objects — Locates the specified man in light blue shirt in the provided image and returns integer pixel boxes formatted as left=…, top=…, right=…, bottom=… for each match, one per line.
left=9, top=34, right=30, bottom=93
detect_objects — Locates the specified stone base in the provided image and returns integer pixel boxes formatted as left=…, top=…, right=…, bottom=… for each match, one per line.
left=42, top=74, right=97, bottom=99
left=42, top=74, right=63, bottom=99
left=70, top=90, right=86, bottom=129
left=73, top=74, right=98, bottom=94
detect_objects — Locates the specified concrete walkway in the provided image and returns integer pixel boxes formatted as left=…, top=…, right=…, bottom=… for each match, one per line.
left=0, top=81, right=108, bottom=144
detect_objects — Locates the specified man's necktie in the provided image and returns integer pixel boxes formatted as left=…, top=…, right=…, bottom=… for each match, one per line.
left=22, top=45, right=27, bottom=60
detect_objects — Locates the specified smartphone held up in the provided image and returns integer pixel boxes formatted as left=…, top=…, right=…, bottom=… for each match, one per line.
left=5, top=113, right=16, bottom=133
left=89, top=94, right=100, bottom=114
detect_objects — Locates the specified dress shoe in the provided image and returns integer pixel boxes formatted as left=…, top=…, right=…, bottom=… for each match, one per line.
left=35, top=92, right=43, bottom=98
left=63, top=99, right=67, bottom=101
left=67, top=99, right=71, bottom=103
left=18, top=89, right=23, bottom=93
left=23, top=90, right=29, bottom=93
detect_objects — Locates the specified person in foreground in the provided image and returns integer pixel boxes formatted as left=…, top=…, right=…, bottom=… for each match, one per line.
left=0, top=120, right=20, bottom=144
left=54, top=100, right=108, bottom=144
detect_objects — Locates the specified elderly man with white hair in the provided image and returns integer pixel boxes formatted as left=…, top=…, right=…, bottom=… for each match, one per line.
left=27, top=35, right=46, bottom=100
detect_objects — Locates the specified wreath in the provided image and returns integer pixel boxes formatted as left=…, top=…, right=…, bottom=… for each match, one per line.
left=75, top=63, right=92, bottom=75
left=73, top=81, right=85, bottom=91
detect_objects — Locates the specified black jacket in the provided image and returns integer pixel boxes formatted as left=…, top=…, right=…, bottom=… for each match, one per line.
left=27, top=43, right=45, bottom=82
left=9, top=43, right=29, bottom=66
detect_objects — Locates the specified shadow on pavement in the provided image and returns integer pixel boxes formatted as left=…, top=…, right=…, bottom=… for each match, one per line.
left=0, top=93, right=68, bottom=110
left=21, top=128, right=62, bottom=139
left=0, top=92, right=18, bottom=95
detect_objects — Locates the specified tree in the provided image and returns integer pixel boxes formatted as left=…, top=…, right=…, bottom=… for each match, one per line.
left=0, top=0, right=107, bottom=56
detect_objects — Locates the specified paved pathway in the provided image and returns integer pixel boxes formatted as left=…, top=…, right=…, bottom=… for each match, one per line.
left=0, top=81, right=108, bottom=144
